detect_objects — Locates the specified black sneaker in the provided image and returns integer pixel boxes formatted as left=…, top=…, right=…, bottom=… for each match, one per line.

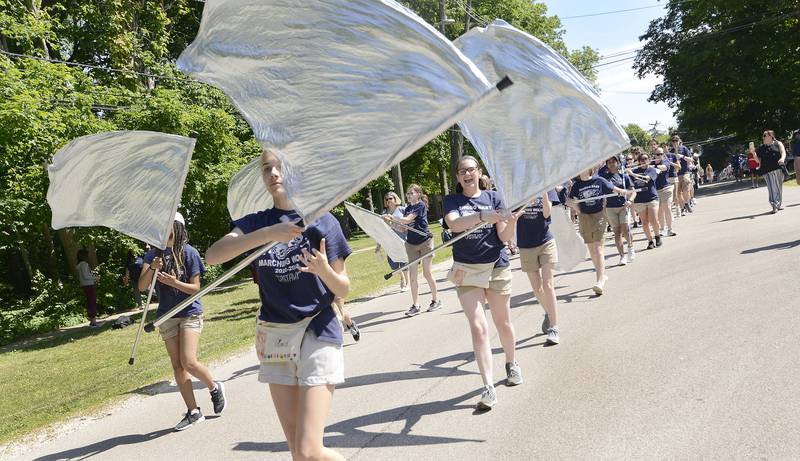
left=655, top=235, right=662, bottom=247
left=427, top=299, right=442, bottom=312
left=210, top=381, right=226, bottom=414
left=404, top=305, right=421, bottom=317
left=175, top=408, right=205, bottom=431
left=348, top=320, right=361, bottom=342
left=646, top=241, right=655, bottom=250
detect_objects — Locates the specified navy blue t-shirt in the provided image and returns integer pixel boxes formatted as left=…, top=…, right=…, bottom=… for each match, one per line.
left=404, top=201, right=432, bottom=245
left=632, top=166, right=659, bottom=203
left=568, top=176, right=615, bottom=214
left=144, top=244, right=205, bottom=317
left=599, top=169, right=633, bottom=208
left=443, top=190, right=509, bottom=267
left=655, top=158, right=670, bottom=190
left=516, top=190, right=560, bottom=248
left=233, top=209, right=352, bottom=345
left=676, top=146, right=691, bottom=174
left=666, top=153, right=679, bottom=178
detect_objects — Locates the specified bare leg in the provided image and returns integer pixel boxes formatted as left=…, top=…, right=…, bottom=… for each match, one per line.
left=421, top=256, right=438, bottom=302
left=485, top=289, right=515, bottom=364
left=164, top=335, right=197, bottom=410
left=408, top=263, right=419, bottom=306
left=526, top=267, right=557, bottom=326
left=295, top=385, right=344, bottom=461
left=458, top=287, right=493, bottom=386
left=269, top=384, right=299, bottom=458
left=647, top=205, right=661, bottom=236
left=179, top=329, right=216, bottom=390
left=587, top=242, right=605, bottom=283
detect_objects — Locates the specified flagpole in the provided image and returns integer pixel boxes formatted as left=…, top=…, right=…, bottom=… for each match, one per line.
left=345, top=201, right=428, bottom=237
left=128, top=269, right=160, bottom=365
left=142, top=241, right=278, bottom=333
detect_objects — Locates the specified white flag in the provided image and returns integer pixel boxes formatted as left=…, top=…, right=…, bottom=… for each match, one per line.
left=344, top=202, right=408, bottom=264
left=455, top=20, right=630, bottom=209
left=180, top=0, right=501, bottom=223
left=47, top=131, right=195, bottom=249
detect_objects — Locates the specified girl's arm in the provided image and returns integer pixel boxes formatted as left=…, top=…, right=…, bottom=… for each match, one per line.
left=157, top=273, right=201, bottom=296
left=542, top=195, right=552, bottom=219
left=496, top=212, right=517, bottom=242
left=445, top=210, right=483, bottom=233
left=138, top=259, right=158, bottom=291
left=205, top=223, right=303, bottom=265
left=778, top=141, right=787, bottom=164
left=386, top=213, right=415, bottom=225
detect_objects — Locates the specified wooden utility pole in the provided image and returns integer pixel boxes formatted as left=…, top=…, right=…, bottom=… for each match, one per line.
left=439, top=0, right=463, bottom=192
left=391, top=164, right=404, bottom=197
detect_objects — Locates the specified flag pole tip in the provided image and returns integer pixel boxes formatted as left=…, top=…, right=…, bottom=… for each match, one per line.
left=128, top=358, right=135, bottom=365
left=383, top=273, right=393, bottom=280
left=496, top=76, right=514, bottom=91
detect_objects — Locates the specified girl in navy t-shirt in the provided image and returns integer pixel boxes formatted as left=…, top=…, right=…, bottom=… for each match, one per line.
left=385, top=184, right=440, bottom=317
left=443, top=155, right=520, bottom=411
left=138, top=214, right=226, bottom=431
left=628, top=152, right=667, bottom=249
left=206, top=150, right=351, bottom=460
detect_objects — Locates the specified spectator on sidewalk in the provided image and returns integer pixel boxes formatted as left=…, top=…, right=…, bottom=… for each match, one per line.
left=124, top=248, right=145, bottom=307
left=753, top=130, right=787, bottom=214
left=76, top=249, right=99, bottom=328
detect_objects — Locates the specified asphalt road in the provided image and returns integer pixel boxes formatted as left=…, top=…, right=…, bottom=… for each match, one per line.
left=8, top=181, right=800, bottom=460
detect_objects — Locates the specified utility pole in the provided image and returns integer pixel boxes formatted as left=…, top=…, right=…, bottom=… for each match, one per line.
left=439, top=0, right=463, bottom=193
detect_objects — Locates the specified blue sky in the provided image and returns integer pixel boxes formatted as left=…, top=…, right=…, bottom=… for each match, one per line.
left=542, top=0, right=678, bottom=132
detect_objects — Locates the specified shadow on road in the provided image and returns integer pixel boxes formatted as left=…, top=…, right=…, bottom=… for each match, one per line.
left=717, top=211, right=773, bottom=222
left=32, top=428, right=173, bottom=461
left=741, top=239, right=800, bottom=254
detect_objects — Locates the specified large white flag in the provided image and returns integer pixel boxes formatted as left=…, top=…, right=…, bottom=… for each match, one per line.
left=455, top=20, right=630, bottom=209
left=344, top=202, right=408, bottom=264
left=179, top=0, right=501, bottom=223
left=549, top=206, right=587, bottom=271
left=47, top=131, right=195, bottom=249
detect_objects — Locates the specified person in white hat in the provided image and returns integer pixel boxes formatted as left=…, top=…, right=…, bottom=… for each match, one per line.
left=138, top=212, right=227, bottom=431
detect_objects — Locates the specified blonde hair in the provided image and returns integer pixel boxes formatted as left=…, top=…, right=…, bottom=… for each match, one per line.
left=407, top=184, right=428, bottom=208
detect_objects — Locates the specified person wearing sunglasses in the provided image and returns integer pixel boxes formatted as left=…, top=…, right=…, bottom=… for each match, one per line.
left=671, top=135, right=693, bottom=215
left=654, top=148, right=677, bottom=237
left=377, top=191, right=410, bottom=293
left=599, top=156, right=636, bottom=265
left=752, top=130, right=787, bottom=213
left=628, top=152, right=667, bottom=249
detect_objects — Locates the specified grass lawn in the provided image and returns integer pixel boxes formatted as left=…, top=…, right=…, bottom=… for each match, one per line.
left=0, top=225, right=452, bottom=444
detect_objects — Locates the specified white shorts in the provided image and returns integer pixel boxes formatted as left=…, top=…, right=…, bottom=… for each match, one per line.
left=258, top=328, right=344, bottom=386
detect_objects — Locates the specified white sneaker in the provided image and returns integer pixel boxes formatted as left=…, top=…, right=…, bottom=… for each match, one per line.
left=592, top=275, right=608, bottom=295
left=619, top=254, right=628, bottom=266
left=628, top=247, right=636, bottom=262
left=546, top=326, right=560, bottom=345
left=476, top=385, right=497, bottom=411
left=505, top=362, right=523, bottom=386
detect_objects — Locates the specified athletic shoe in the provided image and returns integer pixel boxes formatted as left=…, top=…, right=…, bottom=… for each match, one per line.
left=89, top=321, right=100, bottom=329
left=778, top=205, right=785, bottom=211
left=175, top=408, right=205, bottom=431
left=632, top=221, right=639, bottom=228
left=655, top=235, right=662, bottom=247
left=619, top=254, right=628, bottom=266
left=427, top=299, right=442, bottom=312
left=505, top=361, right=523, bottom=386
left=210, top=382, right=226, bottom=414
left=546, top=326, right=560, bottom=345
left=591, top=276, right=608, bottom=295
left=770, top=206, right=777, bottom=214
left=646, top=241, right=656, bottom=250
left=628, top=247, right=636, bottom=262
left=348, top=320, right=361, bottom=342
left=476, top=385, right=497, bottom=411
left=667, top=229, right=677, bottom=237
left=541, top=313, right=550, bottom=335
left=404, top=305, right=421, bottom=317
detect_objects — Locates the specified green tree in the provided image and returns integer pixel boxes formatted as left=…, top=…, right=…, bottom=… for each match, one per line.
left=634, top=0, right=800, bottom=141
left=622, top=123, right=650, bottom=147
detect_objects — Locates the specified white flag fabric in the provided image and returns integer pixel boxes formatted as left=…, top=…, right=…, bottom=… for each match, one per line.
left=344, top=202, right=408, bottom=264
left=455, top=20, right=630, bottom=209
left=180, top=0, right=500, bottom=223
left=549, top=205, right=587, bottom=272
left=47, top=131, right=195, bottom=249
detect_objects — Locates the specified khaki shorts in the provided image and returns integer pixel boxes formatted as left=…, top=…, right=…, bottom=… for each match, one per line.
left=667, top=177, right=677, bottom=185
left=605, top=206, right=629, bottom=229
left=578, top=211, right=606, bottom=243
left=158, top=314, right=203, bottom=340
left=456, top=265, right=512, bottom=297
left=657, top=185, right=674, bottom=205
left=519, top=240, right=558, bottom=272
left=405, top=238, right=434, bottom=262
left=678, top=174, right=692, bottom=190
left=259, top=328, right=345, bottom=386
left=634, top=201, right=659, bottom=214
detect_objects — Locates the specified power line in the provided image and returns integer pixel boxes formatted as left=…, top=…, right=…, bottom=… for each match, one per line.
left=0, top=49, right=194, bottom=83
left=561, top=0, right=696, bottom=20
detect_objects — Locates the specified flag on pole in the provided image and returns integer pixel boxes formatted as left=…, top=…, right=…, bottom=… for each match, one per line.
left=180, top=0, right=500, bottom=223
left=47, top=131, right=195, bottom=249
left=454, top=20, right=630, bottom=209
left=344, top=202, right=408, bottom=264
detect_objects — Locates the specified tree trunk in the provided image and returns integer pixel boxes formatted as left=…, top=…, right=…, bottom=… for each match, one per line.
left=24, top=0, right=50, bottom=58
left=57, top=229, right=80, bottom=280
left=391, top=164, right=405, bottom=197
left=439, top=166, right=450, bottom=196
left=41, top=223, right=60, bottom=282
left=449, top=127, right=464, bottom=191
left=366, top=187, right=375, bottom=213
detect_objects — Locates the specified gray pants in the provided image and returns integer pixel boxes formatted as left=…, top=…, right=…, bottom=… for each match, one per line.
left=763, top=169, right=784, bottom=208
